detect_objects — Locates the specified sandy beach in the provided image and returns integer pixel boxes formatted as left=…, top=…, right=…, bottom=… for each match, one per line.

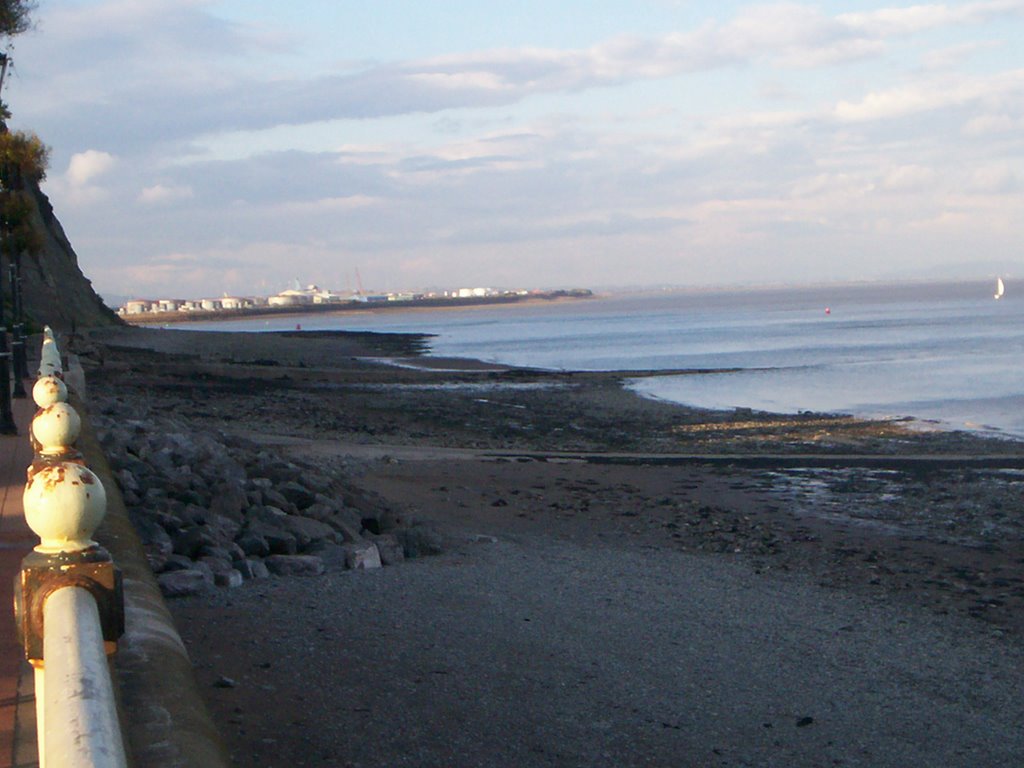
left=77, top=325, right=1024, bottom=767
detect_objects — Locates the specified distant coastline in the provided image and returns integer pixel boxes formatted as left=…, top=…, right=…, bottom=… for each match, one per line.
left=122, top=288, right=595, bottom=325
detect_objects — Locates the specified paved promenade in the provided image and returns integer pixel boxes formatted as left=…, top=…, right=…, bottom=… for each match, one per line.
left=0, top=394, right=38, bottom=768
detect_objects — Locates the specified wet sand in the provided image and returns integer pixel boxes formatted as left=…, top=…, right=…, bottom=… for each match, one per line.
left=78, top=325, right=1024, bottom=767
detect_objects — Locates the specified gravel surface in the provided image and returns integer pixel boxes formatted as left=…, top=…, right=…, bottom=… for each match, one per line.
left=174, top=531, right=1024, bottom=768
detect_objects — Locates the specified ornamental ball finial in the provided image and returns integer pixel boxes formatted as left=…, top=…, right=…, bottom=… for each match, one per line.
left=31, top=403, right=82, bottom=456
left=32, top=375, right=68, bottom=409
left=23, top=462, right=107, bottom=553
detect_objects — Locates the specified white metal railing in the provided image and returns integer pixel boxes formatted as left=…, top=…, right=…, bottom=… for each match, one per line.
left=16, top=327, right=127, bottom=767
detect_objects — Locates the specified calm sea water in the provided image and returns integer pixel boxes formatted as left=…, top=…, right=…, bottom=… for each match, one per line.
left=178, top=281, right=1024, bottom=437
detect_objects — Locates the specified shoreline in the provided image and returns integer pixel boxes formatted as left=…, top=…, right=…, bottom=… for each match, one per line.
left=73, top=325, right=1024, bottom=767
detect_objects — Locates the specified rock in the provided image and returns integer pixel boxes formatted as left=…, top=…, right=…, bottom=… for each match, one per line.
left=396, top=525, right=444, bottom=558
left=169, top=488, right=207, bottom=508
left=246, top=505, right=289, bottom=524
left=262, top=487, right=298, bottom=515
left=178, top=503, right=209, bottom=526
left=117, top=468, right=140, bottom=494
left=236, top=531, right=271, bottom=558
left=299, top=471, right=333, bottom=495
left=278, top=480, right=316, bottom=510
left=264, top=554, right=325, bottom=577
left=373, top=534, right=405, bottom=566
left=213, top=676, right=237, bottom=688
left=190, top=559, right=216, bottom=583
left=197, top=554, right=234, bottom=575
left=248, top=558, right=270, bottom=579
left=160, top=554, right=196, bottom=573
left=323, top=508, right=365, bottom=542
left=343, top=542, right=382, bottom=570
left=280, top=515, right=337, bottom=551
left=242, top=519, right=297, bottom=556
left=130, top=514, right=173, bottom=572
left=171, top=526, right=216, bottom=558
left=214, top=569, right=244, bottom=588
left=199, top=455, right=247, bottom=486
left=233, top=558, right=258, bottom=580
left=300, top=500, right=338, bottom=523
left=259, top=459, right=302, bottom=485
left=204, top=513, right=243, bottom=546
left=248, top=477, right=273, bottom=493
left=209, top=481, right=248, bottom=521
left=157, top=569, right=211, bottom=598
left=146, top=447, right=178, bottom=477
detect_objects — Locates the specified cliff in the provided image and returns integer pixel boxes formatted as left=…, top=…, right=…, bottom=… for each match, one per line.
left=16, top=180, right=122, bottom=331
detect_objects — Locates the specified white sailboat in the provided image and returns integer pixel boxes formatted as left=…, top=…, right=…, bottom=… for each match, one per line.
left=994, top=277, right=1005, bottom=300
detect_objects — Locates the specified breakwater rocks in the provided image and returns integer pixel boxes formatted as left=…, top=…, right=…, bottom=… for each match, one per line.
left=90, top=398, right=442, bottom=597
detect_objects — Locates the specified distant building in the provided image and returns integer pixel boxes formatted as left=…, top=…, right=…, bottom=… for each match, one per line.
left=457, top=287, right=493, bottom=298
left=267, top=283, right=350, bottom=306
left=268, top=291, right=313, bottom=307
left=123, top=299, right=153, bottom=314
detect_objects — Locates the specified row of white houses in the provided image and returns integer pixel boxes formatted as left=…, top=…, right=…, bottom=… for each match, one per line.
left=118, top=284, right=520, bottom=315
left=118, top=284, right=355, bottom=315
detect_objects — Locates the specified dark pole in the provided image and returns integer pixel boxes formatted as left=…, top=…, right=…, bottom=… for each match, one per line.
left=0, top=225, right=15, bottom=433
left=0, top=52, right=20, bottom=426
left=9, top=160, right=25, bottom=396
left=8, top=258, right=24, bottom=396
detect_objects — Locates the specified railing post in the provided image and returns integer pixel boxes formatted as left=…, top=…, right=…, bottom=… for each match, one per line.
left=14, top=331, right=127, bottom=767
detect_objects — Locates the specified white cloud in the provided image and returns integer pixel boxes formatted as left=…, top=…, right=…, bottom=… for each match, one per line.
left=838, top=1, right=1024, bottom=36
left=970, top=165, right=1018, bottom=193
left=962, top=113, right=1024, bottom=135
left=50, top=150, right=118, bottom=206
left=280, top=195, right=383, bottom=213
left=139, top=184, right=194, bottom=204
left=66, top=150, right=116, bottom=187
left=880, top=165, right=937, bottom=191
left=833, top=71, right=1024, bottom=122
left=921, top=40, right=1004, bottom=70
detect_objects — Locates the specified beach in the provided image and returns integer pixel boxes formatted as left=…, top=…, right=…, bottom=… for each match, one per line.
left=77, top=325, right=1024, bottom=767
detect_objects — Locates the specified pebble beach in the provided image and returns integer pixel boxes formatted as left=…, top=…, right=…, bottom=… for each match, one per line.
left=76, top=324, right=1024, bottom=767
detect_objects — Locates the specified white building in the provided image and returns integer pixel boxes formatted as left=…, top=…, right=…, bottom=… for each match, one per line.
left=123, top=299, right=153, bottom=314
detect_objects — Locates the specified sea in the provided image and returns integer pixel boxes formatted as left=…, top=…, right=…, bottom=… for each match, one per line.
left=175, top=280, right=1024, bottom=439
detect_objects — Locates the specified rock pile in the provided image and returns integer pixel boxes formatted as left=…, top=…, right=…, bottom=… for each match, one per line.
left=89, top=398, right=442, bottom=597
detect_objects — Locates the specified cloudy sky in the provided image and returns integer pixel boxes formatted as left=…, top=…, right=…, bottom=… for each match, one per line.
left=4, top=1, right=1024, bottom=300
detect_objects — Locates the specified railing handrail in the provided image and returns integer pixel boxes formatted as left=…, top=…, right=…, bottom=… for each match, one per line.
left=42, top=587, right=128, bottom=766
left=16, top=327, right=128, bottom=768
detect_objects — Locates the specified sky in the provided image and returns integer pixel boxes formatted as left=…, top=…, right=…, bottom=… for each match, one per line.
left=4, top=0, right=1024, bottom=301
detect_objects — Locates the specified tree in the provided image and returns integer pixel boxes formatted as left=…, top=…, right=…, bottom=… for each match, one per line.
left=0, top=129, right=48, bottom=252
left=0, top=0, right=34, bottom=39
